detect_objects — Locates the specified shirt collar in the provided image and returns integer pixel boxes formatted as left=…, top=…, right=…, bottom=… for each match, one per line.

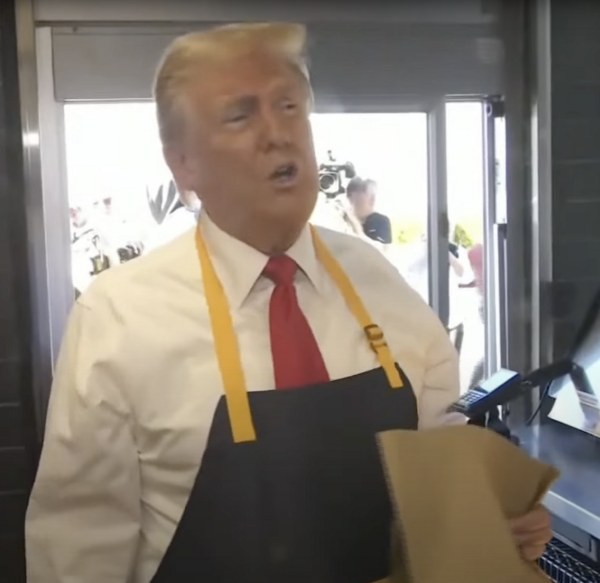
left=198, top=211, right=324, bottom=309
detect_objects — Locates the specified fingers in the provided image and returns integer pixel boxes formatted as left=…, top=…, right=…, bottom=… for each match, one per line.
left=510, top=506, right=552, bottom=562
left=510, top=506, right=551, bottom=533
left=513, top=528, right=552, bottom=552
left=520, top=543, right=547, bottom=562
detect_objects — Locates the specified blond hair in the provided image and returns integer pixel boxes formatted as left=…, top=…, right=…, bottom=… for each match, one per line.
left=153, top=22, right=311, bottom=145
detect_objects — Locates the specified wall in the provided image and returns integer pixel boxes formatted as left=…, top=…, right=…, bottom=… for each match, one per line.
left=50, top=21, right=504, bottom=107
left=33, top=0, right=496, bottom=24
left=550, top=1, right=600, bottom=358
left=0, top=1, right=37, bottom=581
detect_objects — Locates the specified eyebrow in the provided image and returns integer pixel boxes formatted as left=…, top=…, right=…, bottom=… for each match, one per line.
left=225, top=95, right=257, bottom=110
left=222, top=78, right=302, bottom=103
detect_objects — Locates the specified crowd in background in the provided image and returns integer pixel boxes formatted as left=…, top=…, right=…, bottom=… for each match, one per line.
left=69, top=173, right=485, bottom=390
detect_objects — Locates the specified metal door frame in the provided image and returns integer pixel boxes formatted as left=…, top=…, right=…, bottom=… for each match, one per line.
left=17, top=18, right=530, bottom=439
left=442, top=96, right=507, bottom=380
left=426, top=100, right=450, bottom=326
left=482, top=96, right=509, bottom=377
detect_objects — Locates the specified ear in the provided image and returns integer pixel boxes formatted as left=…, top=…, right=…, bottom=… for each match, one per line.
left=163, top=143, right=196, bottom=193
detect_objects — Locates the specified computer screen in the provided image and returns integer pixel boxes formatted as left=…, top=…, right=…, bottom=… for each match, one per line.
left=549, top=288, right=600, bottom=436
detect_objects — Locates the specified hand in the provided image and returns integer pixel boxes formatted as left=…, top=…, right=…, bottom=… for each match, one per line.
left=509, top=506, right=552, bottom=561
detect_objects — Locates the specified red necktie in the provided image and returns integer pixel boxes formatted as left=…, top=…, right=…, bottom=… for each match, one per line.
left=263, top=255, right=330, bottom=390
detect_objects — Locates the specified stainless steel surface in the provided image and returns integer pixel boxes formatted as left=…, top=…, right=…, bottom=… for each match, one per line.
left=482, top=99, right=500, bottom=376
left=530, top=0, right=554, bottom=372
left=427, top=101, right=450, bottom=327
left=15, top=0, right=54, bottom=438
left=35, top=27, right=74, bottom=374
left=50, top=23, right=503, bottom=104
left=493, top=222, right=509, bottom=367
left=33, top=0, right=497, bottom=24
left=497, top=0, right=532, bottom=404
left=514, top=421, right=600, bottom=540
left=493, top=113, right=509, bottom=371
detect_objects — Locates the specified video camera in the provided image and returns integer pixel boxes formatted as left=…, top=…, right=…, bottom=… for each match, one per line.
left=117, top=244, right=143, bottom=264
left=318, top=150, right=356, bottom=199
left=88, top=243, right=141, bottom=276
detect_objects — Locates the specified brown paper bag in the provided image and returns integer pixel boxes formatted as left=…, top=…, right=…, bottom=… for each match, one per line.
left=377, top=424, right=559, bottom=583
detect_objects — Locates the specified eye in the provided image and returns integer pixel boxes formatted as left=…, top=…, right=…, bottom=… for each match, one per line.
left=281, top=100, right=298, bottom=114
left=224, top=112, right=248, bottom=125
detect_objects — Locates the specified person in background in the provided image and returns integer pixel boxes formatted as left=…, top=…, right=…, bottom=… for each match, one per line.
left=91, top=196, right=136, bottom=267
left=346, top=177, right=393, bottom=244
left=467, top=242, right=486, bottom=388
left=70, top=203, right=106, bottom=295
left=26, top=22, right=551, bottom=583
left=449, top=241, right=466, bottom=278
left=447, top=236, right=474, bottom=334
left=468, top=242, right=484, bottom=294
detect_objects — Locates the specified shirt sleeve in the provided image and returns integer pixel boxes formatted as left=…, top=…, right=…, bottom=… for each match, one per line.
left=417, top=316, right=466, bottom=429
left=364, top=214, right=393, bottom=244
left=25, top=298, right=140, bottom=583
left=377, top=215, right=393, bottom=244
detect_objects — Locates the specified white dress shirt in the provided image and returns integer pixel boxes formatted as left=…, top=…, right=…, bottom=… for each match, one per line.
left=26, top=212, right=460, bottom=583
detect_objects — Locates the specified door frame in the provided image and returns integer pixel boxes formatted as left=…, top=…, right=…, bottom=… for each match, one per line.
left=482, top=96, right=508, bottom=377
left=426, top=100, right=450, bottom=327
left=25, top=26, right=508, bottom=437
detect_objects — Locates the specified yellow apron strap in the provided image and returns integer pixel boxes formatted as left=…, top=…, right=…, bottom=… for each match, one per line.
left=196, top=224, right=402, bottom=443
left=196, top=228, right=257, bottom=443
left=311, top=226, right=403, bottom=389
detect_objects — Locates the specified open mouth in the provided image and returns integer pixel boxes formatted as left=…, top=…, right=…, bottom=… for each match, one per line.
left=269, top=163, right=299, bottom=186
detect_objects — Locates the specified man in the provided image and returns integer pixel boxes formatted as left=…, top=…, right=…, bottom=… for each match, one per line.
left=69, top=198, right=122, bottom=295
left=346, top=176, right=393, bottom=244
left=26, top=22, right=551, bottom=583
left=467, top=242, right=486, bottom=388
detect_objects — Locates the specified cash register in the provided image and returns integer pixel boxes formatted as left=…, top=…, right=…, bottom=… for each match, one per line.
left=536, top=288, right=600, bottom=581
left=450, top=287, right=600, bottom=581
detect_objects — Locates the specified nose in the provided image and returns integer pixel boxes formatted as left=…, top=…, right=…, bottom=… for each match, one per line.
left=258, top=108, right=291, bottom=150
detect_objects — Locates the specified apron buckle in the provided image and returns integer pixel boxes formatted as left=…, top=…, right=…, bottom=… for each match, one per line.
left=363, top=324, right=404, bottom=390
left=363, top=324, right=388, bottom=351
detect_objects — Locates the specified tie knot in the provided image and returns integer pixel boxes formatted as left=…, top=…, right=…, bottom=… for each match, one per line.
left=263, top=255, right=298, bottom=286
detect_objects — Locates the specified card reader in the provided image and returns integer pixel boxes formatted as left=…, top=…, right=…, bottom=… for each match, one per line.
left=448, top=368, right=521, bottom=419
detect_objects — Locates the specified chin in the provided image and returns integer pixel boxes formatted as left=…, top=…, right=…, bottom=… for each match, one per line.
left=265, top=197, right=314, bottom=233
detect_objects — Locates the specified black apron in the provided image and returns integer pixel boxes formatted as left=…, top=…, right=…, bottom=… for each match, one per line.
left=150, top=226, right=419, bottom=583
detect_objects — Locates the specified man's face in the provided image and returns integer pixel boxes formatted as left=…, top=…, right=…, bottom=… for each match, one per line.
left=349, top=187, right=375, bottom=220
left=168, top=50, right=319, bottom=241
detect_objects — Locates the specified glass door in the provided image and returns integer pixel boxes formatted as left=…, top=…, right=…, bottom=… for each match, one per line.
left=309, top=109, right=453, bottom=331
left=60, top=101, right=460, bottom=394
left=62, top=105, right=436, bottom=307
left=310, top=112, right=431, bottom=302
left=63, top=102, right=176, bottom=297
left=444, top=97, right=507, bottom=392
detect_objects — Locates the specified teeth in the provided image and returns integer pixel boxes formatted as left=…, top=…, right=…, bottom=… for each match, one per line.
left=273, top=165, right=294, bottom=178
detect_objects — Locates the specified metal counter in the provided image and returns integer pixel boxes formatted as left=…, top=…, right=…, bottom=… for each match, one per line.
left=512, top=421, right=600, bottom=539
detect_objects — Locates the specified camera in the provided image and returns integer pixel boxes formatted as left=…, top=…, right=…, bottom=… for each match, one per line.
left=117, top=244, right=143, bottom=263
left=318, top=150, right=356, bottom=198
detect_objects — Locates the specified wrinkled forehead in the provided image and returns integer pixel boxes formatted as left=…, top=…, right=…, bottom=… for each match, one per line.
left=186, top=51, right=307, bottom=110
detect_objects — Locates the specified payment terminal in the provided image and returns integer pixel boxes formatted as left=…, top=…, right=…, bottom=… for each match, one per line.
left=447, top=368, right=521, bottom=419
